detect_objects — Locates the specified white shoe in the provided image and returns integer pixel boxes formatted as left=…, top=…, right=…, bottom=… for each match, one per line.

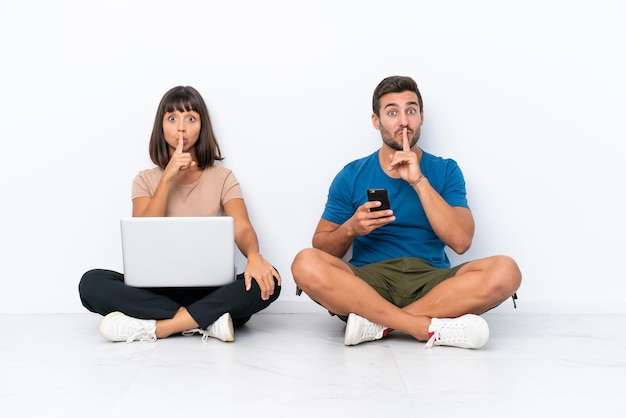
left=183, top=313, right=234, bottom=342
left=344, top=313, right=388, bottom=346
left=424, top=314, right=489, bottom=349
left=99, top=311, right=157, bottom=343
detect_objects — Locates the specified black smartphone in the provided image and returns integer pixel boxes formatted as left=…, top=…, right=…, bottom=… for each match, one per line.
left=367, top=188, right=390, bottom=211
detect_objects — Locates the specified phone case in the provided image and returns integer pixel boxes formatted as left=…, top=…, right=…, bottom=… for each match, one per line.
left=367, top=188, right=390, bottom=211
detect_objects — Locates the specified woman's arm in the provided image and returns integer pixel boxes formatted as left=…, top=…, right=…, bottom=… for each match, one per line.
left=223, top=198, right=281, bottom=300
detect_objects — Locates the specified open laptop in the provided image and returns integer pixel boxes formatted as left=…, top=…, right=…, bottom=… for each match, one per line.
left=121, top=216, right=236, bottom=287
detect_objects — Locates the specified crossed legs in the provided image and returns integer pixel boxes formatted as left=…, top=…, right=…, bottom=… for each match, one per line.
left=291, top=248, right=521, bottom=341
left=155, top=307, right=198, bottom=338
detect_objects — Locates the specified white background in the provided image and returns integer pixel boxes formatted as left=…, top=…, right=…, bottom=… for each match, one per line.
left=1, top=0, right=624, bottom=314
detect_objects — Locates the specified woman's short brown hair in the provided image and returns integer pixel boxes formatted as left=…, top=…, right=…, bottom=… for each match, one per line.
left=149, top=86, right=223, bottom=169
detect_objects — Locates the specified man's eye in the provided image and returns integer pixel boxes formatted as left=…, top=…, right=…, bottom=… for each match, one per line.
left=408, top=109, right=416, bottom=115
left=388, top=110, right=397, bottom=116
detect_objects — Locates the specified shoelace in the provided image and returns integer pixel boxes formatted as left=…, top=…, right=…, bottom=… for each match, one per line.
left=125, top=327, right=157, bottom=343
left=359, top=319, right=385, bottom=340
left=423, top=321, right=466, bottom=349
left=182, top=328, right=211, bottom=342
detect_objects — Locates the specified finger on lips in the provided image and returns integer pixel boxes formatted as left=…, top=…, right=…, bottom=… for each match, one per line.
left=403, top=127, right=410, bottom=151
left=176, top=133, right=184, bottom=153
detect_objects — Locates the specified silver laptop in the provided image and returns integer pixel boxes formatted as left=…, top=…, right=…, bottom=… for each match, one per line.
left=121, top=217, right=236, bottom=287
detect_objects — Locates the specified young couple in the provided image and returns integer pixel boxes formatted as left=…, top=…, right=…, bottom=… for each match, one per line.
left=79, top=76, right=521, bottom=349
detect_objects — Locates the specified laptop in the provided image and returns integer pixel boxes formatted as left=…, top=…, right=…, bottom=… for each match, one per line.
left=120, top=216, right=236, bottom=287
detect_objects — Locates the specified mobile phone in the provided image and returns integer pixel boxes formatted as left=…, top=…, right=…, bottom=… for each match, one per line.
left=367, top=188, right=390, bottom=211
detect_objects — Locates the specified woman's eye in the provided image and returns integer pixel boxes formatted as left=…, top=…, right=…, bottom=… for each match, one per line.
left=167, top=115, right=176, bottom=122
left=187, top=116, right=196, bottom=122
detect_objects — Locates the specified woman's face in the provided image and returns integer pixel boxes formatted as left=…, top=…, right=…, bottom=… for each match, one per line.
left=162, top=109, right=201, bottom=152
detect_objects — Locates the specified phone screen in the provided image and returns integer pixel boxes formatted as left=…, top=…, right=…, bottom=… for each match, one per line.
left=367, top=188, right=390, bottom=211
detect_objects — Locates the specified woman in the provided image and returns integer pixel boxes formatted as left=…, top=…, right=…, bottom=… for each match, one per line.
left=79, top=86, right=281, bottom=343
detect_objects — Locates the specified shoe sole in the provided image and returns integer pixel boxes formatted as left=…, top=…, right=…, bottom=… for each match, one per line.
left=222, top=314, right=234, bottom=342
left=469, top=316, right=490, bottom=349
left=344, top=313, right=359, bottom=346
left=457, top=314, right=489, bottom=349
left=98, top=311, right=124, bottom=341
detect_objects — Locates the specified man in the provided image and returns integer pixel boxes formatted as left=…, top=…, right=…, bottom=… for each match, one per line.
left=291, top=75, right=521, bottom=349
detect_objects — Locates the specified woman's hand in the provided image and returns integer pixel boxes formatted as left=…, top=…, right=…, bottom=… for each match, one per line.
left=244, top=253, right=281, bottom=300
left=163, top=134, right=197, bottom=182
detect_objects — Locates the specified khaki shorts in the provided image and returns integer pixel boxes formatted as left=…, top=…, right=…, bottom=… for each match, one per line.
left=332, top=257, right=466, bottom=320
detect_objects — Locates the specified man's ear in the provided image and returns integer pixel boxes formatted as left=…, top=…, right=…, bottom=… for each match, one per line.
left=371, top=113, right=380, bottom=130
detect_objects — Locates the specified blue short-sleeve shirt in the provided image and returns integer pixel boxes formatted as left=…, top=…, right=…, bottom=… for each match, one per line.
left=322, top=149, right=469, bottom=268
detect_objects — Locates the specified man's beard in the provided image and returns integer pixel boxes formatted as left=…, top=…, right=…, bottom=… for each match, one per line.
left=380, top=125, right=420, bottom=151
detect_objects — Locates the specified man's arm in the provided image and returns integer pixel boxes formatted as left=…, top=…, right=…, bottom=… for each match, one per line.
left=312, top=202, right=396, bottom=258
left=411, top=178, right=475, bottom=254
left=388, top=129, right=474, bottom=254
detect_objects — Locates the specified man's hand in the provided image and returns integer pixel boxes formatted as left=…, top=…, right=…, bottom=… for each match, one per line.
left=388, top=127, right=421, bottom=184
left=346, top=201, right=395, bottom=237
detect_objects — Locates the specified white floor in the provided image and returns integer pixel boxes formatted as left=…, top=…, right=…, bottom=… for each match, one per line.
left=1, top=310, right=625, bottom=418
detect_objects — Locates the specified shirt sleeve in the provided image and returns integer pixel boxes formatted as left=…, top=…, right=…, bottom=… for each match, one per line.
left=131, top=170, right=158, bottom=200
left=440, top=159, right=469, bottom=209
left=220, top=170, right=243, bottom=205
left=321, top=169, right=357, bottom=226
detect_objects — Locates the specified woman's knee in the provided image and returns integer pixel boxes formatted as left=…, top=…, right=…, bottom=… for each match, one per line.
left=239, top=274, right=282, bottom=302
left=78, top=269, right=123, bottom=303
left=78, top=269, right=103, bottom=311
left=78, top=269, right=100, bottom=296
left=269, top=276, right=282, bottom=301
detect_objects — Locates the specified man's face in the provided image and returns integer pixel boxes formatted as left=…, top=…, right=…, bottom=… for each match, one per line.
left=372, top=91, right=423, bottom=150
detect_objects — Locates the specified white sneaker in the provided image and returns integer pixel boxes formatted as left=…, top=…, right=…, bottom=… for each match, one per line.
left=424, top=314, right=489, bottom=349
left=183, top=313, right=234, bottom=342
left=344, top=313, right=389, bottom=346
left=99, top=311, right=157, bottom=343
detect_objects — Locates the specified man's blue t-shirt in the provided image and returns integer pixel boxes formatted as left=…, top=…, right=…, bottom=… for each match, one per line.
left=321, top=149, right=469, bottom=268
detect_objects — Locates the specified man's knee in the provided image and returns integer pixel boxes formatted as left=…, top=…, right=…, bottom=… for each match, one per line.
left=488, top=255, right=522, bottom=297
left=292, top=248, right=343, bottom=295
left=291, top=248, right=320, bottom=286
left=498, top=255, right=522, bottom=288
